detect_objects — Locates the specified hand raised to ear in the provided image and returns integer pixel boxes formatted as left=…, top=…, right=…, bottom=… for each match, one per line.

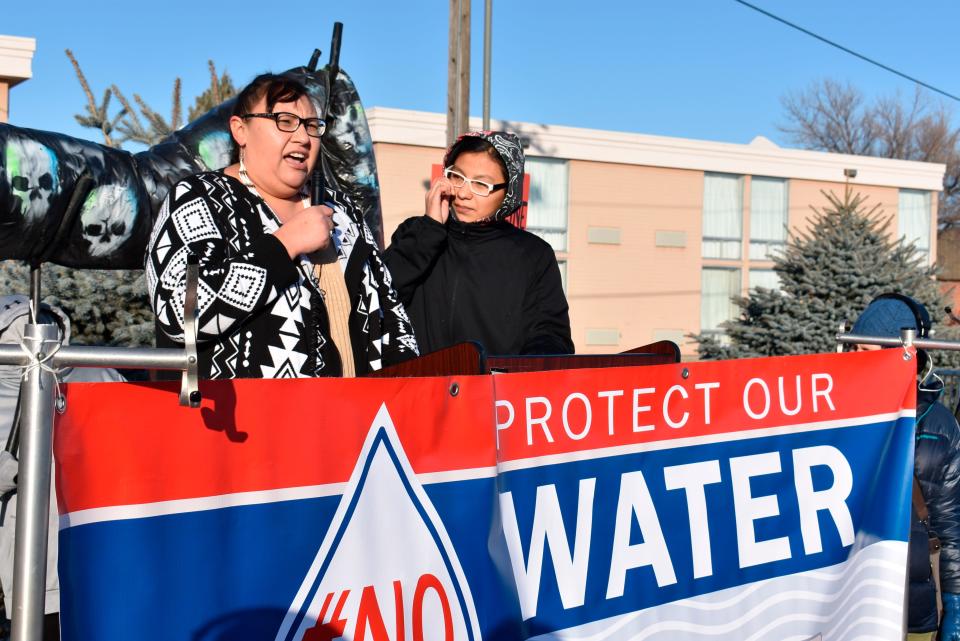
left=425, top=176, right=453, bottom=225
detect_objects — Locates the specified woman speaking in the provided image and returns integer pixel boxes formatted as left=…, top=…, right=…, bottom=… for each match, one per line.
left=146, top=74, right=418, bottom=378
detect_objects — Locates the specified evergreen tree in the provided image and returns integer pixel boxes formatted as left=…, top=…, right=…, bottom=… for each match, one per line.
left=189, top=61, right=237, bottom=122
left=69, top=53, right=234, bottom=147
left=0, top=263, right=154, bottom=347
left=39, top=55, right=238, bottom=347
left=694, top=187, right=947, bottom=360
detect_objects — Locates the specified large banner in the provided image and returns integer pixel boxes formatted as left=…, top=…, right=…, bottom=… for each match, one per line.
left=54, top=349, right=916, bottom=640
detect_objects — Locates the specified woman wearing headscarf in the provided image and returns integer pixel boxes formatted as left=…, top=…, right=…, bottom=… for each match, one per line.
left=146, top=73, right=418, bottom=378
left=384, top=131, right=573, bottom=355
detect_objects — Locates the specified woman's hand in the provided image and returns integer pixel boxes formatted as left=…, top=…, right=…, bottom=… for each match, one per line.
left=425, top=176, right=453, bottom=224
left=274, top=205, right=335, bottom=258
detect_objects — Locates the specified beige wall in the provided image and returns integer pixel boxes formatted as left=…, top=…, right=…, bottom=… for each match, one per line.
left=565, top=161, right=703, bottom=355
left=0, top=80, right=8, bottom=123
left=376, top=142, right=440, bottom=240
left=787, top=179, right=897, bottom=233
left=374, top=141, right=940, bottom=358
left=786, top=179, right=937, bottom=263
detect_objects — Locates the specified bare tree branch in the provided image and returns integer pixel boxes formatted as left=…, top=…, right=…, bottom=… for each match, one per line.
left=780, top=78, right=960, bottom=227
left=110, top=85, right=150, bottom=145
left=74, top=59, right=234, bottom=148
left=66, top=49, right=115, bottom=147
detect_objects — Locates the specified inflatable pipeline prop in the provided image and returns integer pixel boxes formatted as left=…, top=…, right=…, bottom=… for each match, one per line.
left=0, top=43, right=383, bottom=270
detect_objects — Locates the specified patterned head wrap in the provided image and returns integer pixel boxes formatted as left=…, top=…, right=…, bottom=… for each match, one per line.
left=444, top=131, right=525, bottom=222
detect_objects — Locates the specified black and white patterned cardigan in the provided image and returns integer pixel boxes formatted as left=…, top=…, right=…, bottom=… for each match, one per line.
left=146, top=171, right=419, bottom=379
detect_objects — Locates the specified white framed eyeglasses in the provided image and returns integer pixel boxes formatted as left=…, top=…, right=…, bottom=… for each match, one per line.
left=443, top=168, right=507, bottom=197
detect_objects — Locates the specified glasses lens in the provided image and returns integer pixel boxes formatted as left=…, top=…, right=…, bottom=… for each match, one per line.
left=304, top=120, right=325, bottom=138
left=471, top=182, right=492, bottom=197
left=275, top=114, right=299, bottom=132
left=445, top=170, right=466, bottom=187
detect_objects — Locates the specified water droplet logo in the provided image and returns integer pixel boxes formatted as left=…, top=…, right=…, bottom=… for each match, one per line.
left=276, top=404, right=481, bottom=641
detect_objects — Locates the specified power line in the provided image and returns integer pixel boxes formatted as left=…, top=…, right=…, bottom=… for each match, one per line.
left=732, top=0, right=960, bottom=103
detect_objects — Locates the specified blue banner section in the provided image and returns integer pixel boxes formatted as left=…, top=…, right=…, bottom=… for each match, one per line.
left=497, top=418, right=914, bottom=634
left=59, top=479, right=521, bottom=641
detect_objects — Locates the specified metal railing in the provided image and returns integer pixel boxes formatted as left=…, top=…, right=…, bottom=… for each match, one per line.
left=4, top=259, right=201, bottom=641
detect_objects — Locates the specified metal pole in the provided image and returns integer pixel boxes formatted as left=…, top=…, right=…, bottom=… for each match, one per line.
left=900, top=324, right=916, bottom=640
left=459, top=0, right=471, bottom=138
left=456, top=0, right=464, bottom=136
left=28, top=267, right=40, bottom=322
left=54, top=346, right=191, bottom=370
left=482, top=0, right=492, bottom=130
left=837, top=332, right=960, bottom=352
left=447, top=0, right=471, bottom=145
left=447, top=0, right=457, bottom=146
left=10, top=322, right=58, bottom=641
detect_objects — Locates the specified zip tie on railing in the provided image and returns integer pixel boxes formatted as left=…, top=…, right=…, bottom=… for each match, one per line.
left=18, top=335, right=65, bottom=414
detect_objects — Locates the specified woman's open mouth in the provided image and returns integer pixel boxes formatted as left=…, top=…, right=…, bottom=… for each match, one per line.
left=284, top=151, right=308, bottom=170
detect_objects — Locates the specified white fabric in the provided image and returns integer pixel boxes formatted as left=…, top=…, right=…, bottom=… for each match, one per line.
left=525, top=157, right=568, bottom=251
left=701, top=268, right=741, bottom=332
left=702, top=173, right=743, bottom=259
left=0, top=471, right=59, bottom=616
left=749, top=177, right=788, bottom=260
left=898, top=189, right=931, bottom=256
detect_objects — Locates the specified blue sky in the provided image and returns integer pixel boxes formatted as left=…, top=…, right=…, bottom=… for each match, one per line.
left=4, top=1, right=958, bottom=149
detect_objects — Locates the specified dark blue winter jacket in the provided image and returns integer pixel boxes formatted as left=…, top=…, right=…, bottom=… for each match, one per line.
left=909, top=384, right=960, bottom=633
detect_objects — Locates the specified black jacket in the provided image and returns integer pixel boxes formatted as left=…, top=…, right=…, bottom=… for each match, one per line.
left=909, top=384, right=960, bottom=632
left=384, top=215, right=574, bottom=356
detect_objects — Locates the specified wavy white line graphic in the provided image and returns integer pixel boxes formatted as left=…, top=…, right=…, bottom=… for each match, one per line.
left=529, top=540, right=906, bottom=641
left=669, top=560, right=902, bottom=612
left=739, top=608, right=900, bottom=641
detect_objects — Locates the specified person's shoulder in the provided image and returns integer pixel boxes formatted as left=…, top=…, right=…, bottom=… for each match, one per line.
left=500, top=224, right=556, bottom=257
left=921, top=400, right=960, bottom=439
left=168, top=171, right=230, bottom=202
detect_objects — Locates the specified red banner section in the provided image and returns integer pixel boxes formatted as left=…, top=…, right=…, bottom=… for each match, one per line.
left=492, top=349, right=916, bottom=464
left=54, top=375, right=495, bottom=515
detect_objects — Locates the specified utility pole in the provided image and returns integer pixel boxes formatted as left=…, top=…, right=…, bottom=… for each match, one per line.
left=482, top=0, right=491, bottom=130
left=447, top=0, right=471, bottom=146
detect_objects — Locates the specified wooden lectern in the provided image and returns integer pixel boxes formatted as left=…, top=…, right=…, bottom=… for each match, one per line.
left=364, top=340, right=681, bottom=378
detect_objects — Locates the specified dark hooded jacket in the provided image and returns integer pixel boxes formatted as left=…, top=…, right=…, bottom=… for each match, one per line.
left=383, top=132, right=573, bottom=356
left=909, top=383, right=960, bottom=633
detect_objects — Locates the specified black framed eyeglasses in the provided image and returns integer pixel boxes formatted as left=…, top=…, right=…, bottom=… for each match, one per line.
left=242, top=112, right=326, bottom=138
left=443, top=168, right=507, bottom=197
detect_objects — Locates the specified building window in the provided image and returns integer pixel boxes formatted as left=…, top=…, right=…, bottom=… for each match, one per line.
left=899, top=189, right=931, bottom=261
left=749, top=177, right=788, bottom=260
left=557, top=259, right=567, bottom=294
left=701, top=267, right=741, bottom=333
left=526, top=157, right=568, bottom=252
left=749, top=268, right=781, bottom=291
left=702, top=173, right=743, bottom=259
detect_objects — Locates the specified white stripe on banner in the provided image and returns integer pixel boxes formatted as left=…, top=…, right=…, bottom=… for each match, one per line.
left=60, top=410, right=913, bottom=529
left=59, top=465, right=497, bottom=530
left=526, top=538, right=907, bottom=640
left=498, top=409, right=916, bottom=473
